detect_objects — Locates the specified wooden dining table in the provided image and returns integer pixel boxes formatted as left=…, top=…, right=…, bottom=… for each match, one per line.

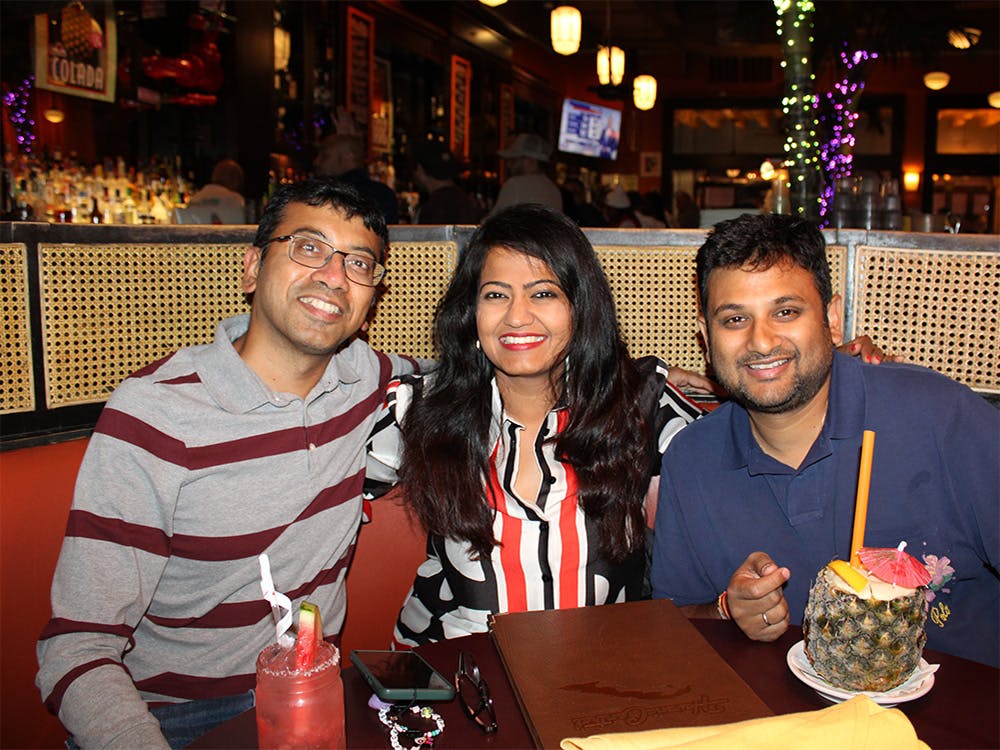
left=192, top=619, right=999, bottom=749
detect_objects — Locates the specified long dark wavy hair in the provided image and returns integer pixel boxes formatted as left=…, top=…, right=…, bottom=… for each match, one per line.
left=399, top=204, right=649, bottom=562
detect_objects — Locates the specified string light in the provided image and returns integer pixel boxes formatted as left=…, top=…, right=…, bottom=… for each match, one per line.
left=814, top=46, right=879, bottom=220
left=3, top=75, right=36, bottom=155
left=774, top=0, right=821, bottom=219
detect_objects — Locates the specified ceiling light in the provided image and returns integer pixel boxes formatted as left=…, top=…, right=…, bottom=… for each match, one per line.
left=947, top=27, right=981, bottom=49
left=479, top=0, right=507, bottom=6
left=988, top=91, right=1000, bottom=109
left=597, top=46, right=625, bottom=86
left=923, top=71, right=950, bottom=91
left=550, top=6, right=581, bottom=56
left=44, top=108, right=65, bottom=124
left=633, top=75, right=657, bottom=111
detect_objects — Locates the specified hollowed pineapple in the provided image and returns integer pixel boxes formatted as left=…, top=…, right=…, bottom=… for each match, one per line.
left=803, top=566, right=926, bottom=692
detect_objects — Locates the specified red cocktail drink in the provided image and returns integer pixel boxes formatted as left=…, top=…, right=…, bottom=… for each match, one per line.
left=255, top=640, right=345, bottom=749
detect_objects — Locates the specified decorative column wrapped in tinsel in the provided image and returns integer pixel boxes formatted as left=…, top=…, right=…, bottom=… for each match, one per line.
left=774, top=0, right=823, bottom=220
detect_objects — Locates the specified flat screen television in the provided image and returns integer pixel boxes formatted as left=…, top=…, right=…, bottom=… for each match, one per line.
left=557, top=98, right=622, bottom=160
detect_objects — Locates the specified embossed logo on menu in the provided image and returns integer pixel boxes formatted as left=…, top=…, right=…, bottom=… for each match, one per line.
left=569, top=694, right=731, bottom=732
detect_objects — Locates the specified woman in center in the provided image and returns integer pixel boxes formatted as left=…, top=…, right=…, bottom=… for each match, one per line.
left=368, top=203, right=705, bottom=645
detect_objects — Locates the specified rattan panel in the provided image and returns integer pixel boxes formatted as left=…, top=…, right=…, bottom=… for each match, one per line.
left=367, top=241, right=457, bottom=360
left=852, top=246, right=999, bottom=393
left=0, top=243, right=35, bottom=414
left=597, top=244, right=851, bottom=370
left=39, top=243, right=248, bottom=408
left=596, top=245, right=703, bottom=369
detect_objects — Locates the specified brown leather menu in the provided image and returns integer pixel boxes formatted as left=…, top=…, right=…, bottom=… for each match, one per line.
left=489, top=599, right=773, bottom=749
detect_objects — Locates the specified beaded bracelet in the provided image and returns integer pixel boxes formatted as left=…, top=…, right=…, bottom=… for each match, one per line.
left=717, top=589, right=731, bottom=620
left=378, top=705, right=445, bottom=750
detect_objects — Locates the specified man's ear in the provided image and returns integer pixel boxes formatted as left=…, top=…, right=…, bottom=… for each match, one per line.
left=242, top=246, right=262, bottom=294
left=697, top=314, right=711, bottom=365
left=827, top=292, right=844, bottom=346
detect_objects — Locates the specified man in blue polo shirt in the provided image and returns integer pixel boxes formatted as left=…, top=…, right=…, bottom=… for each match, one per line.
left=650, top=213, right=999, bottom=667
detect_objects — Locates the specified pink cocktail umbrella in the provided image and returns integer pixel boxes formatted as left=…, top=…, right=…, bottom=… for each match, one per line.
left=858, top=541, right=932, bottom=588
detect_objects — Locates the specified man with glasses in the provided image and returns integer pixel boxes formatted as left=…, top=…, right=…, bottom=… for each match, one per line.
left=37, top=180, right=419, bottom=749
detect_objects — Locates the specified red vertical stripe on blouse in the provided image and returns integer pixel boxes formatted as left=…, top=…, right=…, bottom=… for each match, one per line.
left=555, top=411, right=581, bottom=608
left=490, top=442, right=527, bottom=612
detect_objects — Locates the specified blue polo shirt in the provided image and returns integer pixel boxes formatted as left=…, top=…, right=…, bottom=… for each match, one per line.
left=652, top=351, right=999, bottom=667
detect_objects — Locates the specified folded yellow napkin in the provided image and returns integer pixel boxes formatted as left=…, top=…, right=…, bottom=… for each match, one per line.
left=560, top=695, right=929, bottom=750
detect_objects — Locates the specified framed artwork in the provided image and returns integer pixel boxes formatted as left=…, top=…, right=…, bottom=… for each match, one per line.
left=450, top=55, right=472, bottom=159
left=34, top=3, right=117, bottom=103
left=370, top=57, right=393, bottom=154
left=345, top=6, right=374, bottom=135
left=640, top=151, right=662, bottom=177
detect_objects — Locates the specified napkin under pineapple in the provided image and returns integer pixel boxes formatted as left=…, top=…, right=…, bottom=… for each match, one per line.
left=560, top=695, right=929, bottom=750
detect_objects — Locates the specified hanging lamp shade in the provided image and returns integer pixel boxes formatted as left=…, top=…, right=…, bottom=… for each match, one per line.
left=923, top=71, right=950, bottom=90
left=551, top=6, right=581, bottom=55
left=597, top=45, right=625, bottom=86
left=479, top=0, right=507, bottom=6
left=988, top=91, right=1000, bottom=108
left=633, top=74, right=657, bottom=110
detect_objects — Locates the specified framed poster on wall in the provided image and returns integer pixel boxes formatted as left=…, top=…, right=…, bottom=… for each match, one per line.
left=370, top=57, right=393, bottom=155
left=450, top=55, right=471, bottom=159
left=345, top=6, right=374, bottom=138
left=33, top=3, right=117, bottom=103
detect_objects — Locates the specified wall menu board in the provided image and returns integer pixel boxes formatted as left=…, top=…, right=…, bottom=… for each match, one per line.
left=346, top=6, right=374, bottom=135
left=450, top=55, right=471, bottom=159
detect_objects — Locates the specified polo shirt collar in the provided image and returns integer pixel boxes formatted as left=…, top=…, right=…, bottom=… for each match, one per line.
left=721, top=350, right=866, bottom=472
left=195, top=314, right=362, bottom=413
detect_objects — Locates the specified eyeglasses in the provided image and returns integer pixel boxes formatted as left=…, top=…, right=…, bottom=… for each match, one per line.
left=455, top=651, right=498, bottom=734
left=267, top=234, right=386, bottom=286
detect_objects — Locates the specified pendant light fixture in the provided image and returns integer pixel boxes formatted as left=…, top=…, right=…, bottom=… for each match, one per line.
left=633, top=74, right=657, bottom=110
left=923, top=71, right=950, bottom=90
left=596, top=0, right=624, bottom=85
left=551, top=6, right=581, bottom=55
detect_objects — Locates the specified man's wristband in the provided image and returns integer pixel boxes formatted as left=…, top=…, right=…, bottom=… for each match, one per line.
left=716, top=590, right=731, bottom=620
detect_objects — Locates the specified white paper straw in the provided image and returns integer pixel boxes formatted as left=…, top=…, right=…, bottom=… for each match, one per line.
left=258, top=553, right=294, bottom=648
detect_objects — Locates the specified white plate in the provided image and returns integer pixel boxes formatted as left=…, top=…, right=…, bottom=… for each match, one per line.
left=786, top=640, right=936, bottom=707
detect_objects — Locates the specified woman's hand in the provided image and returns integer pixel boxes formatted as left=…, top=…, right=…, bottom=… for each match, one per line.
left=839, top=335, right=904, bottom=364
left=666, top=366, right=726, bottom=397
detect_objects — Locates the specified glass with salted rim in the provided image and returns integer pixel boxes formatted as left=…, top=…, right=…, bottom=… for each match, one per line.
left=255, top=640, right=345, bottom=749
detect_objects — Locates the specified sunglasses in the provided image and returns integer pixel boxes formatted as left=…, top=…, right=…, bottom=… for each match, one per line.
left=455, top=651, right=498, bottom=734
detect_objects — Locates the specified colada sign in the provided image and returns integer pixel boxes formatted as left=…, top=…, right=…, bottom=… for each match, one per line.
left=34, top=2, right=117, bottom=103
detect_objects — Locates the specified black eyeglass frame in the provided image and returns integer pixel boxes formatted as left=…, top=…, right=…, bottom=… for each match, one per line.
left=455, top=651, right=498, bottom=734
left=266, top=234, right=386, bottom=286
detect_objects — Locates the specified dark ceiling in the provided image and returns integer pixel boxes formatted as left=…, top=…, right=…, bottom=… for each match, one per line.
left=469, top=1, right=1000, bottom=64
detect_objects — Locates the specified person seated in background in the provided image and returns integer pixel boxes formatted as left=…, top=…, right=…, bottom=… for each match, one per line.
left=367, top=204, right=708, bottom=645
left=674, top=190, right=700, bottom=228
left=314, top=133, right=400, bottom=224
left=182, top=159, right=245, bottom=223
left=651, top=213, right=999, bottom=667
left=561, top=176, right=607, bottom=227
left=634, top=190, right=670, bottom=228
left=412, top=140, right=482, bottom=225
left=491, top=133, right=563, bottom=214
left=604, top=184, right=639, bottom=227
left=36, top=179, right=420, bottom=749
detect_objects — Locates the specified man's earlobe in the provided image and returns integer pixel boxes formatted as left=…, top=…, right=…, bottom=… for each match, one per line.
left=828, top=293, right=844, bottom=346
left=242, top=247, right=262, bottom=294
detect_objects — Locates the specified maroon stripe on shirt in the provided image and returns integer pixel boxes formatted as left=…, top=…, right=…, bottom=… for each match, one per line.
left=66, top=509, right=171, bottom=557
left=156, top=372, right=201, bottom=386
left=96, top=409, right=190, bottom=466
left=44, top=657, right=127, bottom=716
left=146, top=550, right=354, bottom=629
left=127, top=353, right=175, bottom=380
left=39, top=617, right=135, bottom=642
left=169, top=471, right=363, bottom=560
left=134, top=672, right=255, bottom=702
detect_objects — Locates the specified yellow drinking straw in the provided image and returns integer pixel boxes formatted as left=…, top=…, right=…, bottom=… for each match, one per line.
left=849, top=430, right=876, bottom=568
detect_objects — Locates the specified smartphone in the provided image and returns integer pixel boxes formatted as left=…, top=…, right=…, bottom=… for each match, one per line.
left=349, top=649, right=456, bottom=702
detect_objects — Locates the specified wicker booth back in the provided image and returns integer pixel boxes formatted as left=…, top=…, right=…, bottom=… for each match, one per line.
left=1, top=222, right=996, bottom=446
